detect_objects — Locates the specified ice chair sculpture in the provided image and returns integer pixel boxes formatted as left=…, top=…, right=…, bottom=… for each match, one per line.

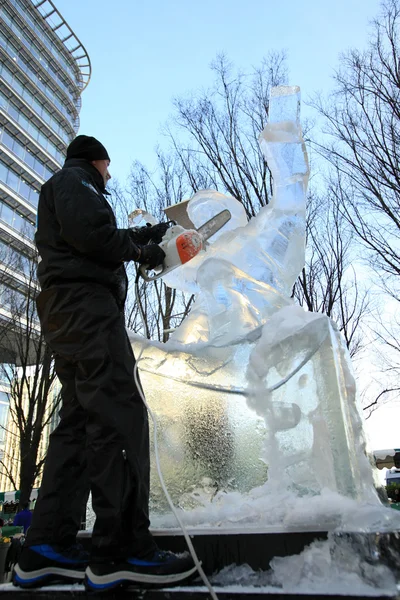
left=130, top=86, right=381, bottom=527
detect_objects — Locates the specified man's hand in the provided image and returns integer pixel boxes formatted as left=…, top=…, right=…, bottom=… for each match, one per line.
left=147, top=222, right=169, bottom=244
left=138, top=244, right=166, bottom=269
left=130, top=222, right=170, bottom=245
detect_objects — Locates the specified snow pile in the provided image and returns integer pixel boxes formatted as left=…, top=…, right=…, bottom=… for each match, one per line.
left=147, top=486, right=400, bottom=533
left=210, top=533, right=398, bottom=596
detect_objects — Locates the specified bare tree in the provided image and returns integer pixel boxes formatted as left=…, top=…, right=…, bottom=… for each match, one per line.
left=311, top=0, right=400, bottom=407
left=168, top=52, right=288, bottom=216
left=361, top=307, right=400, bottom=418
left=168, top=53, right=369, bottom=356
left=293, top=190, right=370, bottom=358
left=0, top=246, right=61, bottom=505
left=312, top=0, right=400, bottom=289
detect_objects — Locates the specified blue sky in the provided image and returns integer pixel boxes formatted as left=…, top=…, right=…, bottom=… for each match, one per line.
left=54, top=0, right=381, bottom=183
left=53, top=0, right=400, bottom=454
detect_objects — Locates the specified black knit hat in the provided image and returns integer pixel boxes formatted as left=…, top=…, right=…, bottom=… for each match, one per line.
left=66, top=135, right=110, bottom=162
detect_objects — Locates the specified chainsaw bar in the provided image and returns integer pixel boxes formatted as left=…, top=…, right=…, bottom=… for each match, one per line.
left=196, top=209, right=231, bottom=240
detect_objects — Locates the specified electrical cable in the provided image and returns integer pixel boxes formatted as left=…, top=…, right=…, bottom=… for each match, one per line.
left=133, top=350, right=219, bottom=600
left=135, top=269, right=150, bottom=339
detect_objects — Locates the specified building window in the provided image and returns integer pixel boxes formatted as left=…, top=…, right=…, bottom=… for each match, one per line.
left=0, top=160, right=40, bottom=209
left=0, top=90, right=64, bottom=164
left=0, top=199, right=35, bottom=239
left=0, top=61, right=73, bottom=144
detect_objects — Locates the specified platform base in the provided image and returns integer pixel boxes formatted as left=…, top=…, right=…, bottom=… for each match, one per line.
left=0, top=529, right=398, bottom=598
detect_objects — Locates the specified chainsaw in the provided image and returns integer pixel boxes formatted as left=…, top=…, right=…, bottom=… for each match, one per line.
left=138, top=209, right=231, bottom=281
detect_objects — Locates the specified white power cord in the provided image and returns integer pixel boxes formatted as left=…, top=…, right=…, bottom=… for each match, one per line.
left=133, top=349, right=219, bottom=600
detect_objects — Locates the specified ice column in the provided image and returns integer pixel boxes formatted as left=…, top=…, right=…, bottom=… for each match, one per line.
left=247, top=86, right=379, bottom=503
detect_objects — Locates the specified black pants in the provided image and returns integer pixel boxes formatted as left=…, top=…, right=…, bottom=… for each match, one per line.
left=26, top=284, right=156, bottom=560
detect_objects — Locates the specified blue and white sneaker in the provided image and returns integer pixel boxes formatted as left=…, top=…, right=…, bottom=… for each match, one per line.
left=85, top=549, right=197, bottom=591
left=13, top=543, right=89, bottom=588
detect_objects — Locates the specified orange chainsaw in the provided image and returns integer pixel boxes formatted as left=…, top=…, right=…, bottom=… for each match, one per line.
left=139, top=209, right=231, bottom=281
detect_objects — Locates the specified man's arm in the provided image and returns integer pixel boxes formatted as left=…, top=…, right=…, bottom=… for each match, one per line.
left=52, top=169, right=141, bottom=263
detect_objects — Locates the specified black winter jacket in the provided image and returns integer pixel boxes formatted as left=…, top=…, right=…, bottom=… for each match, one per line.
left=35, top=158, right=142, bottom=309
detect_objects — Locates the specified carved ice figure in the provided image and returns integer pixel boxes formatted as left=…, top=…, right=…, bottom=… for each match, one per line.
left=129, top=86, right=384, bottom=527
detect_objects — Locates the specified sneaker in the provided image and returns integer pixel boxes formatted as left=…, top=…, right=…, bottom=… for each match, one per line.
left=85, top=549, right=197, bottom=591
left=13, top=543, right=89, bottom=588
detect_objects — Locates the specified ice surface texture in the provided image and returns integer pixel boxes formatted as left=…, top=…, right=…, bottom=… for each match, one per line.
left=128, top=86, right=400, bottom=533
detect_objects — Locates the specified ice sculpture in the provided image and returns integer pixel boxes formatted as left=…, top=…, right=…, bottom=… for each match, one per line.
left=129, top=86, right=400, bottom=531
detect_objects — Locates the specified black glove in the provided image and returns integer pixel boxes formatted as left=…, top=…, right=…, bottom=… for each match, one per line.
left=129, top=223, right=153, bottom=245
left=138, top=244, right=166, bottom=270
left=148, top=222, right=170, bottom=243
left=130, top=222, right=170, bottom=245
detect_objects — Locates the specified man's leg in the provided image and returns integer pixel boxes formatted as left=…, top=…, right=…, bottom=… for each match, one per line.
left=20, top=284, right=153, bottom=559
left=73, top=304, right=155, bottom=560
left=14, top=356, right=90, bottom=587
left=25, top=355, right=88, bottom=547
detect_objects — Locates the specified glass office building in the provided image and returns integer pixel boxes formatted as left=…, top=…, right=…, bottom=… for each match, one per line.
left=0, top=0, right=90, bottom=466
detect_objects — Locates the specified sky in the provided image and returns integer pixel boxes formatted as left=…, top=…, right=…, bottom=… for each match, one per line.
left=54, top=0, right=382, bottom=182
left=51, top=0, right=400, bottom=457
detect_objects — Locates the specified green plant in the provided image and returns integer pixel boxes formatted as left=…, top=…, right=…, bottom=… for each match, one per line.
left=386, top=483, right=400, bottom=501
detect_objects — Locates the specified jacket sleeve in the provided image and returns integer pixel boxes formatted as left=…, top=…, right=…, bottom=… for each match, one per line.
left=52, top=169, right=141, bottom=263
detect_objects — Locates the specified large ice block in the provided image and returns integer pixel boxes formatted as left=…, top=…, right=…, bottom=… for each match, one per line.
left=128, top=86, right=399, bottom=533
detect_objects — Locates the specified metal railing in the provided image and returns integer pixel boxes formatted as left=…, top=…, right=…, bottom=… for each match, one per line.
left=31, top=0, right=91, bottom=91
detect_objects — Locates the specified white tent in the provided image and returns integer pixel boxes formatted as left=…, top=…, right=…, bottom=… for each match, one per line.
left=373, top=449, right=400, bottom=470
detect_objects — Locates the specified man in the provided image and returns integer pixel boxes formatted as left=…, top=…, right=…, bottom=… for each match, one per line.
left=13, top=136, right=196, bottom=591
left=13, top=502, right=33, bottom=535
